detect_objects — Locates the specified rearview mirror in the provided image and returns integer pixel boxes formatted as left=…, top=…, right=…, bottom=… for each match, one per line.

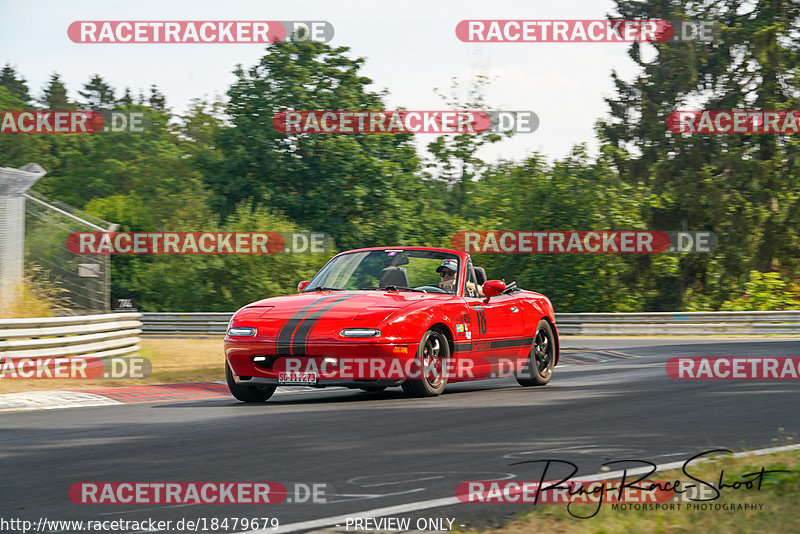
left=482, top=280, right=506, bottom=298
left=297, top=280, right=310, bottom=292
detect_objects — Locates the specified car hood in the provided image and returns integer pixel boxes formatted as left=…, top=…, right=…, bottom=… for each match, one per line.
left=229, top=290, right=453, bottom=345
left=236, top=290, right=453, bottom=325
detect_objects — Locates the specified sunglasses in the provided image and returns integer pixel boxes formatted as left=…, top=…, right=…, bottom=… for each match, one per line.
left=440, top=271, right=455, bottom=277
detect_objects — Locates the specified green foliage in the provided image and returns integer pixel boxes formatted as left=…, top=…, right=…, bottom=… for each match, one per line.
left=204, top=40, right=429, bottom=250
left=0, top=86, right=49, bottom=165
left=0, top=64, right=31, bottom=103
left=79, top=74, right=117, bottom=110
left=8, top=9, right=800, bottom=312
left=600, top=0, right=800, bottom=309
left=721, top=271, right=800, bottom=311
left=126, top=203, right=325, bottom=311
left=425, top=75, right=508, bottom=214
left=39, top=73, right=75, bottom=109
left=467, top=148, right=648, bottom=311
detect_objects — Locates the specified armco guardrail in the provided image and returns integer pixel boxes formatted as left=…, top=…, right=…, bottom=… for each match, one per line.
left=0, top=312, right=142, bottom=359
left=142, top=312, right=233, bottom=335
left=556, top=311, right=800, bottom=335
left=140, top=310, right=800, bottom=336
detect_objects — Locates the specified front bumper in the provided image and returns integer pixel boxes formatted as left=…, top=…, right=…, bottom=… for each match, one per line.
left=225, top=340, right=420, bottom=386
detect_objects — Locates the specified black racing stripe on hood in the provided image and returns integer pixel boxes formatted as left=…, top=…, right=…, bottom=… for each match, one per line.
left=291, top=294, right=354, bottom=357
left=275, top=294, right=339, bottom=357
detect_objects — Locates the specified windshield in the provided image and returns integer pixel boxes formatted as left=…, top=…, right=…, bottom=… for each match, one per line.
left=305, top=249, right=461, bottom=294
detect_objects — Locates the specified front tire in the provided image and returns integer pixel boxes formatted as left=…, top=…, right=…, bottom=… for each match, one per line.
left=226, top=362, right=276, bottom=402
left=516, top=319, right=556, bottom=387
left=402, top=329, right=450, bottom=397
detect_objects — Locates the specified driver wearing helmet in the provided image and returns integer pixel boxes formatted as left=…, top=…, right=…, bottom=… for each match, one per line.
left=437, top=259, right=484, bottom=297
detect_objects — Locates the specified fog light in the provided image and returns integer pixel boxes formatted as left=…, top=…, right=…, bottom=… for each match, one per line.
left=340, top=328, right=381, bottom=337
left=228, top=327, right=256, bottom=337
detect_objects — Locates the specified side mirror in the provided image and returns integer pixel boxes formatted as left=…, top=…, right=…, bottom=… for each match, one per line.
left=482, top=280, right=506, bottom=298
left=297, top=280, right=310, bottom=293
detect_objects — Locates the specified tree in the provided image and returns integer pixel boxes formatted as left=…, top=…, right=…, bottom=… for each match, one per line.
left=424, top=75, right=508, bottom=214
left=0, top=64, right=30, bottom=104
left=721, top=270, right=800, bottom=311
left=39, top=73, right=74, bottom=109
left=79, top=74, right=116, bottom=110
left=467, top=147, right=651, bottom=312
left=125, top=203, right=325, bottom=311
left=0, top=87, right=47, bottom=166
left=599, top=0, right=800, bottom=309
left=148, top=85, right=166, bottom=111
left=206, top=40, right=430, bottom=249
left=118, top=87, right=133, bottom=107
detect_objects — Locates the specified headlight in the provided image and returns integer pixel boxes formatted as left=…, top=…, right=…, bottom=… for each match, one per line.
left=228, top=327, right=257, bottom=337
left=340, top=328, right=381, bottom=337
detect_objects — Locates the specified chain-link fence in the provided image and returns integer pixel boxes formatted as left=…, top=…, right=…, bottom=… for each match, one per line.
left=23, top=191, right=113, bottom=314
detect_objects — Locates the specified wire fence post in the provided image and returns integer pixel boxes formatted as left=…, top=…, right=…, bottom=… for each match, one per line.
left=0, top=163, right=47, bottom=309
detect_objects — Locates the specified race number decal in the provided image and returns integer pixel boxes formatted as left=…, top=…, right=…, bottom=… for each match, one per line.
left=473, top=303, right=488, bottom=335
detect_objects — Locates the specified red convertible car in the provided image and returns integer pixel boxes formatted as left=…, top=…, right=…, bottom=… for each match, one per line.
left=224, top=246, right=559, bottom=402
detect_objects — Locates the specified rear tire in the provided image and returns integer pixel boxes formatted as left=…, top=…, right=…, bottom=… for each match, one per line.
left=402, top=329, right=450, bottom=397
left=226, top=362, right=276, bottom=402
left=516, top=320, right=556, bottom=387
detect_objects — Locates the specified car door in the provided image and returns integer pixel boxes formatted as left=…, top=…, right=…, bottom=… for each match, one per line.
left=462, top=261, right=526, bottom=377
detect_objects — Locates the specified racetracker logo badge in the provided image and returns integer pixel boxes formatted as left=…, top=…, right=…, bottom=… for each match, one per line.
left=0, top=357, right=151, bottom=379
left=274, top=357, right=546, bottom=381
left=70, top=482, right=287, bottom=504
left=272, top=110, right=539, bottom=134
left=666, top=357, right=800, bottom=380
left=456, top=20, right=673, bottom=42
left=66, top=232, right=331, bottom=254
left=67, top=21, right=334, bottom=43
left=451, top=231, right=717, bottom=254
left=667, top=111, right=800, bottom=134
left=456, top=480, right=674, bottom=504
left=70, top=482, right=328, bottom=505
left=0, top=111, right=149, bottom=134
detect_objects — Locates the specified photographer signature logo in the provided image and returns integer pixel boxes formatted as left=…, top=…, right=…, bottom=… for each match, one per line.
left=457, top=449, right=792, bottom=518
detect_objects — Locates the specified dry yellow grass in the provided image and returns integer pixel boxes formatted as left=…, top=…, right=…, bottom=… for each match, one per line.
left=0, top=337, right=225, bottom=393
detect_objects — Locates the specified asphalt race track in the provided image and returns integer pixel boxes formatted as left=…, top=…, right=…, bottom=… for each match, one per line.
left=2, top=337, right=799, bottom=533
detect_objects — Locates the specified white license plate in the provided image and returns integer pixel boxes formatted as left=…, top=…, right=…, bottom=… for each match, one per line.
left=278, top=372, right=318, bottom=385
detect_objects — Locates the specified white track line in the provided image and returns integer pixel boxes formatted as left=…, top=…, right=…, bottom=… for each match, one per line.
left=243, top=443, right=800, bottom=534
left=0, top=391, right=122, bottom=412
left=0, top=384, right=347, bottom=413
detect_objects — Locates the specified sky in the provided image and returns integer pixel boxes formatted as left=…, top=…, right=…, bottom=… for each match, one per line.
left=0, top=0, right=646, bottom=164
